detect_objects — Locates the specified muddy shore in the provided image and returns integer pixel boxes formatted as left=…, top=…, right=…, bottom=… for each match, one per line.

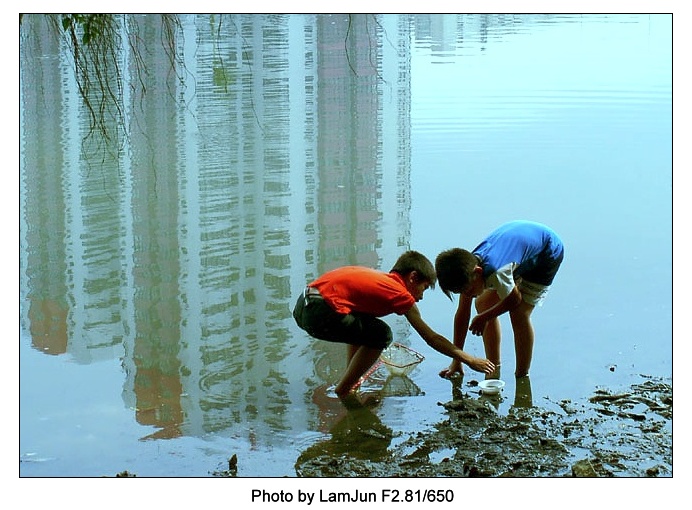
left=288, top=375, right=672, bottom=478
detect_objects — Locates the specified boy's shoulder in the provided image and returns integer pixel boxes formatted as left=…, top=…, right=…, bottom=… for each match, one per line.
left=321, top=265, right=384, bottom=280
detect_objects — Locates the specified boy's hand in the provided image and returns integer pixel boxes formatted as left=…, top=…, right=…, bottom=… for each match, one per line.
left=469, top=314, right=488, bottom=336
left=439, top=359, right=463, bottom=379
left=467, top=356, right=495, bottom=375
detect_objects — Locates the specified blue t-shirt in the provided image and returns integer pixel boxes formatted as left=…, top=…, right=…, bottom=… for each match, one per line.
left=473, top=221, right=563, bottom=299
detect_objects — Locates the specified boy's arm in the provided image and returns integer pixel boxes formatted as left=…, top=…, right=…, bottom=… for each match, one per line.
left=469, top=285, right=522, bottom=336
left=453, top=294, right=473, bottom=349
left=439, top=294, right=473, bottom=378
left=404, top=304, right=494, bottom=375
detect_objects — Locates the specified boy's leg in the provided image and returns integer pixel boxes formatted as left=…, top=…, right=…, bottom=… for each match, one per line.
left=346, top=344, right=358, bottom=364
left=513, top=375, right=532, bottom=407
left=476, top=290, right=502, bottom=378
left=509, top=300, right=535, bottom=377
left=335, top=345, right=383, bottom=396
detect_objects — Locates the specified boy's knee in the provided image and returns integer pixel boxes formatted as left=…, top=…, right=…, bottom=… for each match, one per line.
left=512, top=300, right=534, bottom=317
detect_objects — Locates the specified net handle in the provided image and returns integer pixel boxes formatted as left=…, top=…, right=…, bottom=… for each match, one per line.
left=351, top=359, right=383, bottom=391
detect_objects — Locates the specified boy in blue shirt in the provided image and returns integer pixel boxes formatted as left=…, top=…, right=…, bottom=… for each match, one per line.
left=434, top=221, right=564, bottom=379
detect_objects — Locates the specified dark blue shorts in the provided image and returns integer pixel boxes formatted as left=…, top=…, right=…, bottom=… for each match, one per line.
left=292, top=289, right=392, bottom=350
left=515, top=246, right=564, bottom=306
left=521, top=245, right=564, bottom=286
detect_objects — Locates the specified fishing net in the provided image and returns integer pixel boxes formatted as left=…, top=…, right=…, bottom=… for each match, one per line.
left=380, top=342, right=425, bottom=376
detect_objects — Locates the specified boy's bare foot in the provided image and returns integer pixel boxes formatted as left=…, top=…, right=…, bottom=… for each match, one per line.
left=338, top=391, right=381, bottom=409
left=360, top=393, right=381, bottom=407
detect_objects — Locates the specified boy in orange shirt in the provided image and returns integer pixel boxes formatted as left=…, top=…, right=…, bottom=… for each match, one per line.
left=293, top=251, right=495, bottom=403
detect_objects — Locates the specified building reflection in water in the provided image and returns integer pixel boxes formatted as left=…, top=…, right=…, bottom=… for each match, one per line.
left=19, top=14, right=418, bottom=445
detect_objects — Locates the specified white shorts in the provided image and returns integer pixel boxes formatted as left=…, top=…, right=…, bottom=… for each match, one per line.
left=518, top=279, right=550, bottom=307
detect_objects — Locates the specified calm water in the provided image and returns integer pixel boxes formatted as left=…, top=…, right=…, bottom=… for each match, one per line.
left=19, top=14, right=672, bottom=481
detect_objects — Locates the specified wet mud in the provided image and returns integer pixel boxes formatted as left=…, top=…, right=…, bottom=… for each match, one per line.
left=289, top=375, right=672, bottom=478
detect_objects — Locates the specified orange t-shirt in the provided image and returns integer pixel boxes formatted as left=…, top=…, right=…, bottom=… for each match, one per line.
left=309, top=266, right=415, bottom=317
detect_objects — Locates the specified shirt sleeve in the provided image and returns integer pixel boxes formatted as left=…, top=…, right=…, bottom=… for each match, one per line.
left=486, top=262, right=516, bottom=300
left=390, top=292, right=415, bottom=315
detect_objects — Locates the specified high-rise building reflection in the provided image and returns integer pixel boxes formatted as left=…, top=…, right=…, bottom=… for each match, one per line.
left=21, top=15, right=69, bottom=356
left=20, top=14, right=414, bottom=445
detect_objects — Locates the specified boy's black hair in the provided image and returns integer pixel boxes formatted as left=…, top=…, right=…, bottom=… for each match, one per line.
left=435, top=248, right=478, bottom=299
left=391, top=250, right=436, bottom=288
